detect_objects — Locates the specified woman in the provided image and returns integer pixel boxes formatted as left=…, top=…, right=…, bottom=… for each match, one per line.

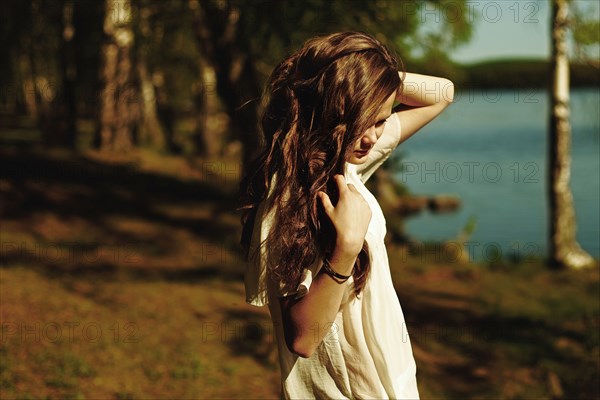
left=238, top=31, right=453, bottom=399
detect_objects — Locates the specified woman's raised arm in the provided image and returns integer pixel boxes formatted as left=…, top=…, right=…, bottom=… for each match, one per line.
left=395, top=72, right=455, bottom=145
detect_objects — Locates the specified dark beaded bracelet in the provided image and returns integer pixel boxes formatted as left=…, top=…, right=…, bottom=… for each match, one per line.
left=322, top=258, right=354, bottom=281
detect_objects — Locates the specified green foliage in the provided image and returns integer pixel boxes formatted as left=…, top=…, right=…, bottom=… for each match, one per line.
left=136, top=0, right=202, bottom=113
left=571, top=0, right=600, bottom=61
left=228, top=0, right=474, bottom=78
left=1, top=0, right=476, bottom=154
left=461, top=214, right=477, bottom=236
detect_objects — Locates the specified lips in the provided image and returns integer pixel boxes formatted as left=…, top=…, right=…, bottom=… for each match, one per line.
left=355, top=149, right=370, bottom=156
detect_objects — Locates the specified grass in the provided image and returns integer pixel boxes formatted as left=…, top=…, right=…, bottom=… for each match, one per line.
left=1, top=145, right=598, bottom=399
left=391, top=247, right=599, bottom=399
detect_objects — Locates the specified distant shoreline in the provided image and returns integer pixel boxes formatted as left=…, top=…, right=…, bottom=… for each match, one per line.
left=411, top=58, right=600, bottom=89
left=458, top=59, right=600, bottom=89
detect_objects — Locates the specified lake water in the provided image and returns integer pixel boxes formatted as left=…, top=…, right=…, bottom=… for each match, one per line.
left=394, top=88, right=599, bottom=262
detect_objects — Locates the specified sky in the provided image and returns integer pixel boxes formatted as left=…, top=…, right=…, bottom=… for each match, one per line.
left=438, top=0, right=600, bottom=64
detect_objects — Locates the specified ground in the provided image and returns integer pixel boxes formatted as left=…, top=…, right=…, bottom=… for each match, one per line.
left=1, top=147, right=598, bottom=399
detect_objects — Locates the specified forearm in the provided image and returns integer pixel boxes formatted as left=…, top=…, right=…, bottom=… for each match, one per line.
left=397, top=72, right=455, bottom=107
left=281, top=246, right=358, bottom=358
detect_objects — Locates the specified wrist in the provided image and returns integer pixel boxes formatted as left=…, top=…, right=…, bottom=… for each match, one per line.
left=329, top=246, right=359, bottom=276
left=333, top=236, right=364, bottom=258
left=333, top=238, right=361, bottom=261
left=322, top=258, right=354, bottom=282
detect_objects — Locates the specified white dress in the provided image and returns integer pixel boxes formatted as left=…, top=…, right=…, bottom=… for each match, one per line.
left=245, top=112, right=420, bottom=399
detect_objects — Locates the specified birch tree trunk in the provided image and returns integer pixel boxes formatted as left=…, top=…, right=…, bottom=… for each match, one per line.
left=193, top=60, right=221, bottom=158
left=137, top=60, right=165, bottom=150
left=548, top=0, right=595, bottom=269
left=97, top=0, right=138, bottom=152
left=136, top=4, right=165, bottom=151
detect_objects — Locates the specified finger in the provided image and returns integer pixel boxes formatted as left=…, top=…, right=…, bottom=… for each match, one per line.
left=346, top=182, right=357, bottom=192
left=335, top=174, right=348, bottom=194
left=317, top=191, right=333, bottom=215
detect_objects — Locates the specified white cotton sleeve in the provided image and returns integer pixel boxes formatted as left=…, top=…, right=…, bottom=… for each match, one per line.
left=244, top=197, right=274, bottom=307
left=353, top=112, right=402, bottom=184
left=274, top=254, right=324, bottom=300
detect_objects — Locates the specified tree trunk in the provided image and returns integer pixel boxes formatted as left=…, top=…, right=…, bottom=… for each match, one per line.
left=189, top=0, right=261, bottom=167
left=17, top=15, right=39, bottom=120
left=548, top=0, right=595, bottom=269
left=192, top=61, right=210, bottom=158
left=136, top=3, right=166, bottom=152
left=193, top=60, right=222, bottom=158
left=97, top=0, right=138, bottom=152
left=61, top=0, right=78, bottom=149
left=137, top=60, right=165, bottom=151
left=29, top=0, right=54, bottom=140
left=43, top=0, right=77, bottom=149
left=19, top=48, right=38, bottom=119
left=152, top=70, right=179, bottom=154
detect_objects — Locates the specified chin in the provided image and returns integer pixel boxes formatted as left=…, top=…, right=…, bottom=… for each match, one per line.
left=347, top=154, right=369, bottom=164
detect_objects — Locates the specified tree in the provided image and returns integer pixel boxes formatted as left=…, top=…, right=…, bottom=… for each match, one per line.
left=1, top=0, right=67, bottom=141
left=53, top=0, right=77, bottom=149
left=135, top=1, right=167, bottom=152
left=96, top=0, right=138, bottom=152
left=188, top=0, right=474, bottom=171
left=547, top=0, right=596, bottom=269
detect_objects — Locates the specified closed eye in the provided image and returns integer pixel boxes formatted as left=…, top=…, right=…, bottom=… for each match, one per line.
left=375, top=119, right=387, bottom=128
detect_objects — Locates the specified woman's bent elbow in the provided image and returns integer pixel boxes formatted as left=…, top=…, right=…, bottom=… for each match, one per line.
left=287, top=335, right=317, bottom=358
left=443, top=79, right=455, bottom=103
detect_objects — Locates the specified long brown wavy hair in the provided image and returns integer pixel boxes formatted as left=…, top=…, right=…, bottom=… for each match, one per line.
left=238, top=31, right=401, bottom=297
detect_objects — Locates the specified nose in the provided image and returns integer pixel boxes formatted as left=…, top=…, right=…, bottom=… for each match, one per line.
left=362, top=126, right=378, bottom=147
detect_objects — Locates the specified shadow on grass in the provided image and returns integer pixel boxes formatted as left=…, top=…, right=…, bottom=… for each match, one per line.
left=221, top=309, right=278, bottom=369
left=1, top=148, right=241, bottom=240
left=399, top=285, right=598, bottom=398
left=1, top=146, right=236, bottom=207
left=0, top=257, right=245, bottom=311
left=0, top=147, right=247, bottom=285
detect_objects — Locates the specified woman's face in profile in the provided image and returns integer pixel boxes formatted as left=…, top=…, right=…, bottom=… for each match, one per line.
left=347, top=91, right=396, bottom=165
